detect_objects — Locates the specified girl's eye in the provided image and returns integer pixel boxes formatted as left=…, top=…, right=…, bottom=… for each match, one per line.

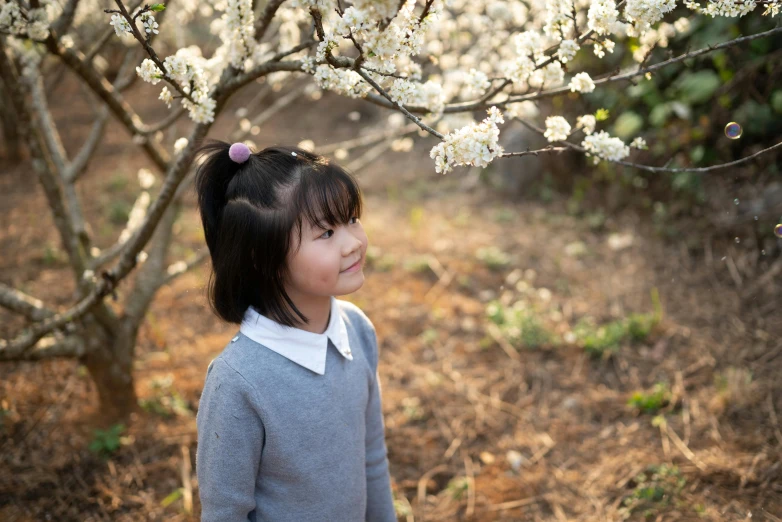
left=319, top=229, right=334, bottom=239
left=348, top=216, right=358, bottom=224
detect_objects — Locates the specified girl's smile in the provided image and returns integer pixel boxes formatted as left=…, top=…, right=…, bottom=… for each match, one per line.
left=341, top=255, right=363, bottom=274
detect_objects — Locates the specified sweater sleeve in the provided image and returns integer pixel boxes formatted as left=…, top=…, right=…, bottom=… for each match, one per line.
left=364, top=327, right=397, bottom=522
left=196, top=357, right=264, bottom=522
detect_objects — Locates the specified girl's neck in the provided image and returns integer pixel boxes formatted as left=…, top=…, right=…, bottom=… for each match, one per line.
left=286, top=290, right=332, bottom=334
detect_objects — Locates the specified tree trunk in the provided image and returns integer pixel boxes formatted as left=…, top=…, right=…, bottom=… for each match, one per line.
left=80, top=320, right=139, bottom=421
left=0, top=77, right=23, bottom=163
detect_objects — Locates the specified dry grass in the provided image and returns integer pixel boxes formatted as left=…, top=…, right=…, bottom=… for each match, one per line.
left=1, top=74, right=781, bottom=522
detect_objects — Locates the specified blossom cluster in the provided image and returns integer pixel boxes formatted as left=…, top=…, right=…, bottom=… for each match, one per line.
left=429, top=107, right=505, bottom=174
left=0, top=0, right=59, bottom=40
left=581, top=131, right=631, bottom=164
left=88, top=0, right=781, bottom=161
left=221, top=0, right=256, bottom=68
left=544, top=116, right=571, bottom=142
left=135, top=47, right=216, bottom=123
left=568, top=72, right=595, bottom=93
left=624, top=0, right=677, bottom=34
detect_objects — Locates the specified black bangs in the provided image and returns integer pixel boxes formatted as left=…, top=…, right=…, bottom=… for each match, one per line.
left=295, top=161, right=363, bottom=233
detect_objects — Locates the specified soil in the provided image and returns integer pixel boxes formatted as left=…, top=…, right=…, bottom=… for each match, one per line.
left=1, top=70, right=781, bottom=522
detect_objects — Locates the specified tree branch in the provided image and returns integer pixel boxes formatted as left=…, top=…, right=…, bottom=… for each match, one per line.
left=0, top=283, right=54, bottom=322
left=124, top=202, right=178, bottom=322
left=0, top=49, right=87, bottom=282
left=0, top=121, right=212, bottom=357
left=447, top=25, right=782, bottom=113
left=214, top=40, right=317, bottom=97
left=514, top=118, right=782, bottom=173
left=0, top=334, right=87, bottom=361
left=105, top=0, right=197, bottom=105
left=49, top=0, right=82, bottom=39
left=254, top=0, right=287, bottom=43
left=45, top=38, right=170, bottom=170
left=158, top=249, right=209, bottom=288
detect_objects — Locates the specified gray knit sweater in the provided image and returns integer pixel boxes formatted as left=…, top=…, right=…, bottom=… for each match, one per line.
left=196, top=300, right=396, bottom=522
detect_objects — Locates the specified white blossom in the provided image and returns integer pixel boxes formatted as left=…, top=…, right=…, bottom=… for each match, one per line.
left=389, top=78, right=418, bottom=106
left=159, top=86, right=173, bottom=108
left=137, top=168, right=156, bottom=189
left=557, top=39, right=580, bottom=63
left=119, top=192, right=151, bottom=243
left=582, top=131, right=630, bottom=164
left=544, top=116, right=571, bottom=142
left=544, top=0, right=574, bottom=37
left=174, top=137, right=189, bottom=153
left=136, top=59, right=162, bottom=84
left=588, top=0, right=619, bottom=35
left=109, top=13, right=132, bottom=37
left=183, top=96, right=216, bottom=124
left=140, top=12, right=159, bottom=35
left=625, top=0, right=677, bottom=33
left=568, top=72, right=595, bottom=93
left=576, top=114, right=597, bottom=135
left=464, top=68, right=491, bottom=97
left=630, top=137, right=648, bottom=149
left=505, top=100, right=539, bottom=120
left=673, top=17, right=691, bottom=33
left=429, top=107, right=505, bottom=174
left=530, top=62, right=564, bottom=89
left=762, top=0, right=780, bottom=16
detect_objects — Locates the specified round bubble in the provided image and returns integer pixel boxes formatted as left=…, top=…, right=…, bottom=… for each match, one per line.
left=775, top=224, right=782, bottom=238
left=725, top=122, right=742, bottom=139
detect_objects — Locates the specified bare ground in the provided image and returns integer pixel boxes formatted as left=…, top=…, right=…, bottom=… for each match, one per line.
left=1, top=73, right=781, bottom=522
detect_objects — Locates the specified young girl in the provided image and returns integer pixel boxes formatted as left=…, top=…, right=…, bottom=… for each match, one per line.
left=193, top=141, right=396, bottom=522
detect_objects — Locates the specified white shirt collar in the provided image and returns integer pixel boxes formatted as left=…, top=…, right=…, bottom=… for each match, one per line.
left=239, top=296, right=352, bottom=375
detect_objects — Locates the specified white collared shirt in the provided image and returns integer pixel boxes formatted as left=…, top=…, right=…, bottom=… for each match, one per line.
left=238, top=296, right=353, bottom=375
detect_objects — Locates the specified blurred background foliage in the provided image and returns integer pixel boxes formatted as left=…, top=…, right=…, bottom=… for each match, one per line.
left=496, top=11, right=782, bottom=254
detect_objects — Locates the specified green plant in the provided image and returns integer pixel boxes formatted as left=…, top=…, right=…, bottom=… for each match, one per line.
left=402, top=255, right=431, bottom=274
left=493, top=208, right=515, bottom=223
left=620, top=464, right=686, bottom=520
left=486, top=300, right=553, bottom=349
left=476, top=246, right=510, bottom=271
left=628, top=383, right=671, bottom=414
left=401, top=396, right=424, bottom=422
left=89, top=423, right=126, bottom=458
left=108, top=200, right=132, bottom=225
left=446, top=476, right=470, bottom=500
left=419, top=328, right=438, bottom=346
left=139, top=375, right=192, bottom=418
left=107, top=173, right=129, bottom=193
left=42, top=243, right=66, bottom=266
left=161, top=488, right=184, bottom=508
left=574, top=310, right=659, bottom=358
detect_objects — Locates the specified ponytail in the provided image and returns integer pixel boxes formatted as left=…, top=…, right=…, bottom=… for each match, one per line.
left=194, top=139, right=245, bottom=257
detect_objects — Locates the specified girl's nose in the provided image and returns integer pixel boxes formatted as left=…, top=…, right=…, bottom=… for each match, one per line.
left=342, top=231, right=363, bottom=256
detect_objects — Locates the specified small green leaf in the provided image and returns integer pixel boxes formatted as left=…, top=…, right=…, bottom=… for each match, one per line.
left=150, top=3, right=166, bottom=11
left=771, top=90, right=782, bottom=114
left=161, top=488, right=183, bottom=507
left=595, top=108, right=610, bottom=121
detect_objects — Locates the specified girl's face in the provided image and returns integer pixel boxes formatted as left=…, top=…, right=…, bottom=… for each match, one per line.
left=285, top=216, right=368, bottom=300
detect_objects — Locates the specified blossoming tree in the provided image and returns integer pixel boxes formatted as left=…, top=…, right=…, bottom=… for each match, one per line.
left=1, top=0, right=780, bottom=417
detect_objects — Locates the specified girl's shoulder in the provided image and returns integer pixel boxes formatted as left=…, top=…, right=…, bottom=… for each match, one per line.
left=336, top=299, right=375, bottom=335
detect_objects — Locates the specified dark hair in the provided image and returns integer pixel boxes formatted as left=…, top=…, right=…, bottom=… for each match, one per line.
left=194, top=140, right=363, bottom=326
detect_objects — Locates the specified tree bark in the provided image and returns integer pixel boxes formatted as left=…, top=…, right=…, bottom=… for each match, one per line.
left=0, top=77, right=23, bottom=163
left=80, top=319, right=139, bottom=421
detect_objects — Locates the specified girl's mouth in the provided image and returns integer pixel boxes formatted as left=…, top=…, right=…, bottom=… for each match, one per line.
left=341, top=257, right=362, bottom=273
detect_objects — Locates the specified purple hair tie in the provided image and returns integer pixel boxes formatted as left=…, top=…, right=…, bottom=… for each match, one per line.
left=228, top=142, right=251, bottom=164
